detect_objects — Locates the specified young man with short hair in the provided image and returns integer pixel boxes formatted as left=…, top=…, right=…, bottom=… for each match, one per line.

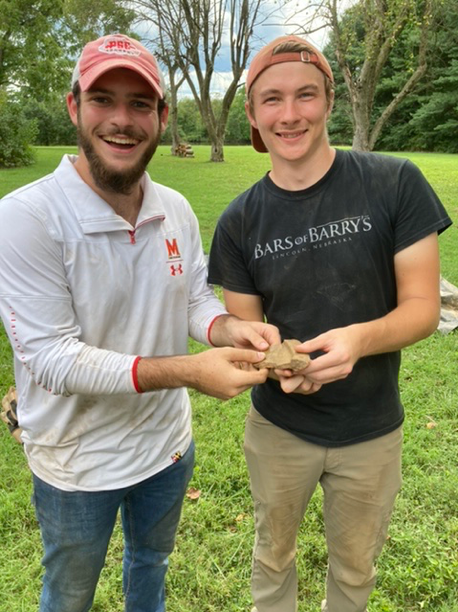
left=208, top=35, right=451, bottom=612
left=0, top=34, right=280, bottom=612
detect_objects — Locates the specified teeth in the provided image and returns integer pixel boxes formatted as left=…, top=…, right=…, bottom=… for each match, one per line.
left=103, top=136, right=138, bottom=145
left=280, top=133, right=302, bottom=139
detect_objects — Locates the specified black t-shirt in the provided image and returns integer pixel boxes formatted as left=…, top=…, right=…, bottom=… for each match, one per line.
left=208, top=149, right=451, bottom=447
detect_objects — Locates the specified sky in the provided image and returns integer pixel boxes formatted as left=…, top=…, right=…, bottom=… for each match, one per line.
left=137, top=0, right=331, bottom=98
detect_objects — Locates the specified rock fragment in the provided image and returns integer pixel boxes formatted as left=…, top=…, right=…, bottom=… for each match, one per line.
left=255, top=339, right=310, bottom=372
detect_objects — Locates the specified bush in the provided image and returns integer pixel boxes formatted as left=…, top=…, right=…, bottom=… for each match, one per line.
left=0, top=92, right=38, bottom=168
left=23, top=96, right=77, bottom=147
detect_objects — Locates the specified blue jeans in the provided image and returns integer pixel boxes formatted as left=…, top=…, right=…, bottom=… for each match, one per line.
left=32, top=441, right=194, bottom=612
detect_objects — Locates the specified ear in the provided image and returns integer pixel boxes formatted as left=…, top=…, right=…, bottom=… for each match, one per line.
left=67, top=92, right=78, bottom=127
left=159, top=104, right=169, bottom=133
left=244, top=100, right=258, bottom=129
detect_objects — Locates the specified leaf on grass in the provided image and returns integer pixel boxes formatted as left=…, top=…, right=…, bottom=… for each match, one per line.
left=426, top=416, right=437, bottom=429
left=186, top=487, right=201, bottom=500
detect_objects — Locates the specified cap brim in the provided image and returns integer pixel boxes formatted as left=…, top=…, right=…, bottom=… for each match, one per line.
left=251, top=126, right=268, bottom=153
left=78, top=59, right=163, bottom=98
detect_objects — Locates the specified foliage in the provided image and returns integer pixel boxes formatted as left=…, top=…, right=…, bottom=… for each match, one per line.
left=0, top=0, right=68, bottom=95
left=0, top=0, right=135, bottom=163
left=174, top=97, right=208, bottom=144
left=0, top=90, right=38, bottom=168
left=0, top=146, right=458, bottom=611
left=160, top=93, right=251, bottom=148
left=326, top=0, right=458, bottom=152
left=315, top=0, right=439, bottom=151
left=22, top=94, right=77, bottom=147
left=225, top=87, right=251, bottom=145
left=62, top=0, right=136, bottom=48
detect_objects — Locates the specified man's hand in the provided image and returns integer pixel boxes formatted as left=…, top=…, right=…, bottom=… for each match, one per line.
left=293, top=326, right=362, bottom=386
left=209, top=315, right=281, bottom=352
left=271, top=327, right=362, bottom=394
left=187, top=347, right=270, bottom=399
left=137, top=347, right=269, bottom=400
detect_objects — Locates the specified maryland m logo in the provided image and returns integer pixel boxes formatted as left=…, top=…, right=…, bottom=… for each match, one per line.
left=165, top=238, right=181, bottom=260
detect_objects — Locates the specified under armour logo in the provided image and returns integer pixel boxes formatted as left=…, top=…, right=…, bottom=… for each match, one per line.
left=170, top=264, right=183, bottom=276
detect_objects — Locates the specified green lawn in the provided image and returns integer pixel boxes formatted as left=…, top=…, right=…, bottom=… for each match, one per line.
left=0, top=145, right=457, bottom=611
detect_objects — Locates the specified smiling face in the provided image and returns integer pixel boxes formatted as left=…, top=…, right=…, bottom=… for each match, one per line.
left=246, top=61, right=334, bottom=176
left=67, top=68, right=168, bottom=195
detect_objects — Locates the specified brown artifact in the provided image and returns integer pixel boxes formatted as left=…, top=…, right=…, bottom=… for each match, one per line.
left=1, top=386, right=22, bottom=444
left=255, top=339, right=310, bottom=372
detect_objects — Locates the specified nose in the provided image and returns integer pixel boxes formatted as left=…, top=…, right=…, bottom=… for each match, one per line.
left=280, top=99, right=301, bottom=124
left=109, top=102, right=134, bottom=128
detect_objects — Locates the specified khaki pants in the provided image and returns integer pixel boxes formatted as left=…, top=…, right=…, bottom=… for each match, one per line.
left=244, top=406, right=402, bottom=612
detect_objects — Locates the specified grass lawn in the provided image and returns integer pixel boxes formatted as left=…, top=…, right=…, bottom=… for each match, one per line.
left=0, top=145, right=457, bottom=611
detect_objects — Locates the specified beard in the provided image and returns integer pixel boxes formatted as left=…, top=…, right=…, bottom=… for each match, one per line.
left=76, top=119, right=161, bottom=195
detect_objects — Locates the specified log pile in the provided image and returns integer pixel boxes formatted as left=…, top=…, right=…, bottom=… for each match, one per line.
left=174, top=143, right=195, bottom=158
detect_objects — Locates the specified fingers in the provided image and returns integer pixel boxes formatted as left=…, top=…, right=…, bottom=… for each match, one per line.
left=239, top=327, right=277, bottom=352
left=279, top=374, right=322, bottom=395
left=280, top=374, right=305, bottom=393
left=303, top=354, right=353, bottom=383
left=227, top=347, right=266, bottom=364
left=260, top=325, right=282, bottom=347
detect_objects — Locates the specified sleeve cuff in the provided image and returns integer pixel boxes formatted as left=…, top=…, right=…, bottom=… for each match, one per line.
left=207, top=314, right=226, bottom=347
left=132, top=356, right=143, bottom=393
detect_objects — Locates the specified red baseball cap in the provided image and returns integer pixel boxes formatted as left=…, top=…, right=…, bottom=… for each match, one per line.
left=71, top=34, right=165, bottom=98
left=246, top=35, right=334, bottom=153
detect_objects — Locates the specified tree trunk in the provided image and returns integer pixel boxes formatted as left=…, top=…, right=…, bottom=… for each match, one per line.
left=352, top=123, right=371, bottom=151
left=351, top=92, right=372, bottom=151
left=210, top=136, right=225, bottom=162
left=169, top=102, right=181, bottom=155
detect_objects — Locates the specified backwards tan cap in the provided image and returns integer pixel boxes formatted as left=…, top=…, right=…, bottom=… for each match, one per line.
left=245, top=35, right=334, bottom=153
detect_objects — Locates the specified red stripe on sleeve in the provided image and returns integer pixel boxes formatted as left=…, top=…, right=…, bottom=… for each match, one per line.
left=207, top=314, right=225, bottom=347
left=132, top=356, right=143, bottom=393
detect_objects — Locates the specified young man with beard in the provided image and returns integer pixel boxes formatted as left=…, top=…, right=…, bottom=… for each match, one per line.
left=208, top=35, right=451, bottom=612
left=0, top=34, right=280, bottom=612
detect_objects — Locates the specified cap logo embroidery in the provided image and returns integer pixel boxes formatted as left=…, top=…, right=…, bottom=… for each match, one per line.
left=98, top=36, right=141, bottom=57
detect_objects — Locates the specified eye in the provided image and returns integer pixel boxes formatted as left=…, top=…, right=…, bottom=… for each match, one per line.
left=89, top=95, right=111, bottom=106
left=263, top=95, right=280, bottom=105
left=131, top=99, right=155, bottom=111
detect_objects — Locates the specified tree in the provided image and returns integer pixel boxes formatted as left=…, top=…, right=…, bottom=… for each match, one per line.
left=290, top=0, right=441, bottom=151
left=324, top=0, right=458, bottom=153
left=176, top=97, right=208, bottom=143
left=0, top=90, right=38, bottom=167
left=23, top=95, right=77, bottom=146
left=128, top=0, right=284, bottom=162
left=398, top=0, right=458, bottom=152
left=61, top=0, right=136, bottom=56
left=0, top=0, right=68, bottom=94
left=135, top=5, right=188, bottom=155
left=225, top=86, right=251, bottom=144
left=0, top=0, right=135, bottom=165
